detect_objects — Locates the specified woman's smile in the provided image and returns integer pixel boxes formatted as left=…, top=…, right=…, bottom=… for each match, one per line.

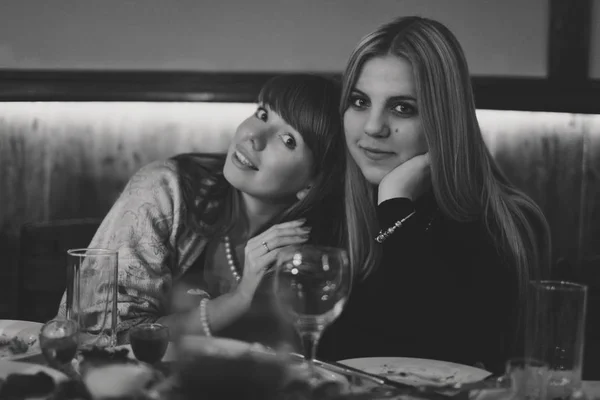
left=232, top=147, right=259, bottom=170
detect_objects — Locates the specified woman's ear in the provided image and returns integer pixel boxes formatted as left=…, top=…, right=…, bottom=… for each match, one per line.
left=296, top=185, right=312, bottom=201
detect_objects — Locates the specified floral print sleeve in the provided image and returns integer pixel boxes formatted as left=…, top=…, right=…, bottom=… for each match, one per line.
left=56, top=160, right=185, bottom=341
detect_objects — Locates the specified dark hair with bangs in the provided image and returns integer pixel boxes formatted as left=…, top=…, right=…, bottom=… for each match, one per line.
left=257, top=74, right=347, bottom=247
left=175, top=74, right=347, bottom=251
left=257, top=74, right=341, bottom=175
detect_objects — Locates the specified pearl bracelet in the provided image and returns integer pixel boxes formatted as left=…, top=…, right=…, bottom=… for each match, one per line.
left=375, top=210, right=416, bottom=243
left=199, top=297, right=212, bottom=337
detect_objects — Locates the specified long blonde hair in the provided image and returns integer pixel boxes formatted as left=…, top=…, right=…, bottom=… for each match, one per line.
left=342, top=16, right=551, bottom=301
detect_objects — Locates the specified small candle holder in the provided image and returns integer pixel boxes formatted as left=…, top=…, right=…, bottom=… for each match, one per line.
left=129, top=323, right=169, bottom=365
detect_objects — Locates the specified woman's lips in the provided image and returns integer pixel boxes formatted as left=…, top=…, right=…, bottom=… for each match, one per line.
left=232, top=149, right=258, bottom=170
left=359, top=146, right=395, bottom=161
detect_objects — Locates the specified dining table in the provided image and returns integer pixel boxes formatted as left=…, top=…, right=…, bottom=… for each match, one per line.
left=2, top=318, right=600, bottom=399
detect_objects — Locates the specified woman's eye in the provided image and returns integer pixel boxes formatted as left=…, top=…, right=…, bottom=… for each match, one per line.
left=392, top=103, right=416, bottom=115
left=281, top=133, right=297, bottom=149
left=254, top=107, right=268, bottom=121
left=349, top=96, right=368, bottom=109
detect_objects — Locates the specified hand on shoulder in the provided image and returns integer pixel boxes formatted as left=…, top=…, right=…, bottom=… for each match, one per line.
left=378, top=152, right=431, bottom=205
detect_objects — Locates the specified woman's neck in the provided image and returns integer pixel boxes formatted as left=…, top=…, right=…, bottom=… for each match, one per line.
left=237, top=192, right=290, bottom=238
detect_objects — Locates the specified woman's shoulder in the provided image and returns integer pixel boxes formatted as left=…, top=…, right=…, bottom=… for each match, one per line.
left=129, top=153, right=226, bottom=189
left=170, top=153, right=227, bottom=177
left=123, top=158, right=182, bottom=195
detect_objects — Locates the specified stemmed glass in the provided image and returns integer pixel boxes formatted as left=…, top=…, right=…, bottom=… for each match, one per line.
left=273, top=245, right=351, bottom=377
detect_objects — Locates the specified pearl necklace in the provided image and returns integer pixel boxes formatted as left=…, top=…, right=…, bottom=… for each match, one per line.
left=223, top=236, right=241, bottom=282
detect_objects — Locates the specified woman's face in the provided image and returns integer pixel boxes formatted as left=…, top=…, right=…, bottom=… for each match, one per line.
left=344, top=55, right=428, bottom=185
left=223, top=105, right=314, bottom=201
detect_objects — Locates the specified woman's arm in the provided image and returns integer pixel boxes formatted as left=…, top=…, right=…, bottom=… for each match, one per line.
left=378, top=199, right=515, bottom=372
left=56, top=161, right=190, bottom=337
left=158, top=287, right=253, bottom=335
left=54, top=159, right=230, bottom=344
left=367, top=196, right=514, bottom=372
left=162, top=219, right=310, bottom=337
left=318, top=196, right=424, bottom=360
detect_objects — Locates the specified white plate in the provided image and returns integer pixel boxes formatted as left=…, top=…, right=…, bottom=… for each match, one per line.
left=0, top=320, right=43, bottom=360
left=339, top=357, right=491, bottom=387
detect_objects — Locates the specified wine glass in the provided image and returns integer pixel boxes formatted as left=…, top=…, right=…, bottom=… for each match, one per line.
left=39, top=319, right=79, bottom=372
left=273, top=245, right=351, bottom=377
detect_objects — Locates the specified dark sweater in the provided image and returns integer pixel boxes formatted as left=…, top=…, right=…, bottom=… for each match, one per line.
left=318, top=193, right=519, bottom=374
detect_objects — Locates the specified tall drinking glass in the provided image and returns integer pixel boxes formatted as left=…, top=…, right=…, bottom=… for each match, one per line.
left=273, top=246, right=350, bottom=376
left=66, top=248, right=118, bottom=349
left=525, top=280, right=588, bottom=400
left=473, top=359, right=549, bottom=400
left=506, top=358, right=550, bottom=400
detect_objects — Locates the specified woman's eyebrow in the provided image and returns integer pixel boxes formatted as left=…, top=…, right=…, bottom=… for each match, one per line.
left=388, top=95, right=417, bottom=102
left=351, top=88, right=368, bottom=97
left=352, top=88, right=416, bottom=102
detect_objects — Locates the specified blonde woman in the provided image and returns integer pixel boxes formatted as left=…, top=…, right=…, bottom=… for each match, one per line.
left=320, top=16, right=551, bottom=373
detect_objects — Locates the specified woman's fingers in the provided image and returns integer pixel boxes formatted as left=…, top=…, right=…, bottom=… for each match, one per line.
left=246, top=232, right=309, bottom=263
left=247, top=238, right=309, bottom=275
left=247, top=231, right=309, bottom=257
left=248, top=225, right=310, bottom=250
left=256, top=246, right=294, bottom=275
left=263, top=231, right=310, bottom=249
left=242, top=219, right=311, bottom=280
left=261, top=244, right=313, bottom=276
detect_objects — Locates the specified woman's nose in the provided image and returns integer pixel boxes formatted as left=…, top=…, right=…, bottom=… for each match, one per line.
left=364, top=110, right=390, bottom=138
left=247, top=128, right=268, bottom=151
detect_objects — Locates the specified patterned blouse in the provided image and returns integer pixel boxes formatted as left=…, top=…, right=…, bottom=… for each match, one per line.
left=56, top=154, right=233, bottom=343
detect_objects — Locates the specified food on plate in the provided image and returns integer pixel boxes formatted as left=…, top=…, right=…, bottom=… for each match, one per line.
left=78, top=346, right=131, bottom=364
left=0, top=333, right=37, bottom=358
left=379, top=364, right=459, bottom=385
left=76, top=346, right=136, bottom=377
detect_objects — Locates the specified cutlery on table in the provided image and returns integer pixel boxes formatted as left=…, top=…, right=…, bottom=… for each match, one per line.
left=286, top=352, right=508, bottom=398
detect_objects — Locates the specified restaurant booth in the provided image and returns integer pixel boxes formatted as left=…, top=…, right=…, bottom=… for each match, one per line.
left=0, top=71, right=598, bottom=381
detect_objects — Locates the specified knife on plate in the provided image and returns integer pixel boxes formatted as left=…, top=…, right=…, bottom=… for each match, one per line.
left=287, top=353, right=450, bottom=398
left=287, top=352, right=507, bottom=398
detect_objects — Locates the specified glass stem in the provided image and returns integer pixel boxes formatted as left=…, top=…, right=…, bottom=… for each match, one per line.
left=300, top=330, right=322, bottom=367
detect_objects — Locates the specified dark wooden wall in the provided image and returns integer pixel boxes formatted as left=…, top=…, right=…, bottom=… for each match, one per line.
left=480, top=111, right=599, bottom=272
